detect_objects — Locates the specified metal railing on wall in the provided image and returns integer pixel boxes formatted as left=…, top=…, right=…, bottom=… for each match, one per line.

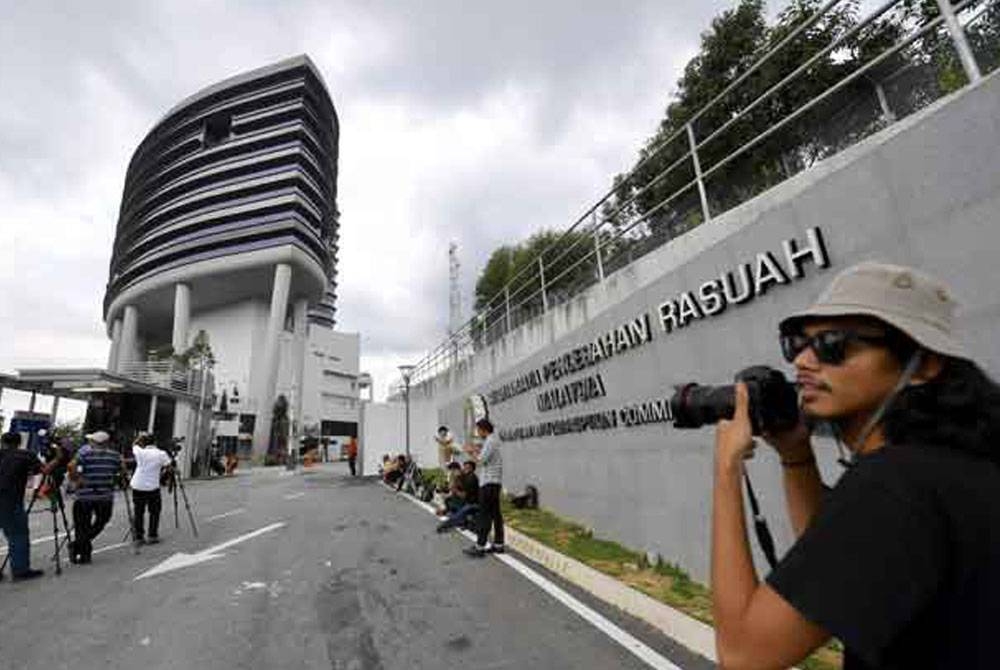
left=117, top=361, right=212, bottom=397
left=406, top=0, right=996, bottom=387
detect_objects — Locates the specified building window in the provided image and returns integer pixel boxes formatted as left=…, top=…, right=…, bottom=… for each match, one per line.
left=203, top=112, right=232, bottom=149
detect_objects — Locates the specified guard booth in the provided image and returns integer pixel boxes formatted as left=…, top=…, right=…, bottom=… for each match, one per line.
left=1, top=367, right=213, bottom=479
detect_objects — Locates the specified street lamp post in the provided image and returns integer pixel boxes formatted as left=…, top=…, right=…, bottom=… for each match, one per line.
left=398, top=365, right=415, bottom=461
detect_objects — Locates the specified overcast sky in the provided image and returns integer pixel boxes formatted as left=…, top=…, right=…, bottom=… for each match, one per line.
left=0, top=0, right=738, bottom=420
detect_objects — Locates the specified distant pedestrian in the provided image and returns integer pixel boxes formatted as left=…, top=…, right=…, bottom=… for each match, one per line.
left=69, top=431, right=123, bottom=564
left=463, top=418, right=503, bottom=557
left=346, top=436, right=358, bottom=476
left=0, top=432, right=53, bottom=581
left=129, top=433, right=171, bottom=545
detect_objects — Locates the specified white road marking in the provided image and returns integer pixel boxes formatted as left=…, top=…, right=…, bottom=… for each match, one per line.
left=388, top=484, right=683, bottom=670
left=205, top=508, right=246, bottom=522
left=282, top=492, right=305, bottom=500
left=94, top=542, right=130, bottom=555
left=1, top=524, right=113, bottom=553
left=134, top=522, right=286, bottom=580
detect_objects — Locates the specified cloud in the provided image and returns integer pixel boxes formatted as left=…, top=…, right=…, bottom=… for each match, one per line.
left=3, top=0, right=734, bottom=405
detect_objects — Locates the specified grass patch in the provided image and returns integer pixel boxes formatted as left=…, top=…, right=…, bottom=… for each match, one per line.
left=421, top=467, right=449, bottom=492
left=499, top=498, right=842, bottom=670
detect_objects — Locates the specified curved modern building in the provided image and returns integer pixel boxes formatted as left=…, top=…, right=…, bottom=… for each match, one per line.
left=104, top=55, right=344, bottom=455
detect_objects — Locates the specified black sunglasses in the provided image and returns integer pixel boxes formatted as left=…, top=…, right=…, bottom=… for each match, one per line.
left=780, top=329, right=890, bottom=365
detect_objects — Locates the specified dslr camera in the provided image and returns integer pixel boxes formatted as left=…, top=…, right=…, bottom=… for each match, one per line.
left=162, top=436, right=184, bottom=457
left=669, top=365, right=800, bottom=436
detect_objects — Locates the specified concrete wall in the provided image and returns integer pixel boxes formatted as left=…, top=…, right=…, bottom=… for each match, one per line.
left=409, top=71, right=1000, bottom=582
left=359, top=401, right=405, bottom=476
left=190, top=298, right=269, bottom=414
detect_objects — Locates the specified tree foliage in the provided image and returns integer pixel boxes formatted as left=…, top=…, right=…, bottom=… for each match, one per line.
left=607, top=0, right=999, bottom=246
left=471, top=0, right=998, bottom=342
left=474, top=230, right=596, bottom=318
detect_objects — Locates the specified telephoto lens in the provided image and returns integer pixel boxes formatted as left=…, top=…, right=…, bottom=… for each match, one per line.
left=669, top=365, right=799, bottom=435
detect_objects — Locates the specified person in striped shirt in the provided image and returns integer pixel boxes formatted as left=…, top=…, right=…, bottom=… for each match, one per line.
left=463, top=418, right=504, bottom=557
left=69, top=431, right=123, bottom=564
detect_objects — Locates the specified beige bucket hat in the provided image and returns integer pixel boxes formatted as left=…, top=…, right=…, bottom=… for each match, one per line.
left=85, top=430, right=110, bottom=444
left=780, top=261, right=967, bottom=359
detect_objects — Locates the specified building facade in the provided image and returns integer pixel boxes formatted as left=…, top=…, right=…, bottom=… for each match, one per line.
left=103, top=55, right=359, bottom=459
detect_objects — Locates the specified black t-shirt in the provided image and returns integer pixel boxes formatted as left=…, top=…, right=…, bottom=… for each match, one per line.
left=461, top=472, right=479, bottom=504
left=0, top=447, right=42, bottom=502
left=767, top=444, right=1000, bottom=669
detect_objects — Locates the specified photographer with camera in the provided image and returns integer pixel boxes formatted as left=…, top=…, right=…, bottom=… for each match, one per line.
left=129, top=433, right=171, bottom=545
left=0, top=432, right=60, bottom=581
left=702, top=263, right=1000, bottom=669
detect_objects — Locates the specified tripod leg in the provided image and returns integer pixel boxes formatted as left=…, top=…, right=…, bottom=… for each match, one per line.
left=50, top=495, right=62, bottom=576
left=120, top=486, right=140, bottom=554
left=55, top=492, right=74, bottom=559
left=176, top=478, right=199, bottom=538
left=174, top=484, right=179, bottom=530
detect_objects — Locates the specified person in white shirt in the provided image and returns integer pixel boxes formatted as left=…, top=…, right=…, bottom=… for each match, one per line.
left=435, top=426, right=457, bottom=469
left=130, top=433, right=172, bottom=545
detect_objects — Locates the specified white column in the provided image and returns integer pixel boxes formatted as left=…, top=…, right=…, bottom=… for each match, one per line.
left=50, top=396, right=60, bottom=425
left=147, top=395, right=158, bottom=433
left=108, top=318, right=123, bottom=372
left=172, top=283, right=191, bottom=353
left=117, top=305, right=139, bottom=370
left=252, top=264, right=292, bottom=457
left=293, top=298, right=308, bottom=444
left=173, top=399, right=193, bottom=478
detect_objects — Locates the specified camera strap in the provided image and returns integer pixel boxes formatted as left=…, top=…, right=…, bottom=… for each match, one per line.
left=743, top=469, right=778, bottom=571
left=851, top=350, right=923, bottom=455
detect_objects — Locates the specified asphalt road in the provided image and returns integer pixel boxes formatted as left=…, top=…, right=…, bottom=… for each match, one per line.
left=0, top=463, right=715, bottom=670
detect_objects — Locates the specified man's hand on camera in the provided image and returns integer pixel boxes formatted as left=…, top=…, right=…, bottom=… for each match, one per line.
left=715, top=383, right=755, bottom=472
left=762, top=419, right=812, bottom=462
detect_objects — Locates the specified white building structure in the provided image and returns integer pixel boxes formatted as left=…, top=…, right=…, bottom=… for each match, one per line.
left=101, top=56, right=361, bottom=463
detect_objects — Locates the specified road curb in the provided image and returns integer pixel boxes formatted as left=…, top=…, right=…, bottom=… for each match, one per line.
left=382, top=481, right=717, bottom=663
left=502, top=526, right=717, bottom=663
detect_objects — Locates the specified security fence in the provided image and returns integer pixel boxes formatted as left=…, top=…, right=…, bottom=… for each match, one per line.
left=407, top=0, right=998, bottom=387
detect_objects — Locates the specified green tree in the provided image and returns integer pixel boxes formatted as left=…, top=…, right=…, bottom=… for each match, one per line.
left=471, top=0, right=997, bottom=343
left=605, top=0, right=992, bottom=248
left=473, top=230, right=596, bottom=333
left=52, top=419, right=83, bottom=445
left=175, top=330, right=215, bottom=369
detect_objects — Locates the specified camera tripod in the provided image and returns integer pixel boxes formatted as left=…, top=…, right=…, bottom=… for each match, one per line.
left=163, top=455, right=198, bottom=538
left=118, top=473, right=142, bottom=554
left=0, top=471, right=73, bottom=579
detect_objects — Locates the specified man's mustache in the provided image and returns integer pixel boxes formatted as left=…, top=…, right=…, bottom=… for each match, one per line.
left=795, top=379, right=834, bottom=392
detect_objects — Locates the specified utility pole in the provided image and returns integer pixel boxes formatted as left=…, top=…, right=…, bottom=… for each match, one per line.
left=448, top=242, right=462, bottom=336
left=397, top=365, right=415, bottom=461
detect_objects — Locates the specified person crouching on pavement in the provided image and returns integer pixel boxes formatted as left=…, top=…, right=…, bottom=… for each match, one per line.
left=69, top=431, right=123, bottom=564
left=0, top=432, right=59, bottom=581
left=463, top=418, right=503, bottom=557
left=130, top=433, right=172, bottom=545
left=434, top=462, right=463, bottom=517
left=437, top=460, right=479, bottom=533
left=710, top=262, right=1000, bottom=669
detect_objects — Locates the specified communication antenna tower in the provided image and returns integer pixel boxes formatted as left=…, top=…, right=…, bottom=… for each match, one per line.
left=448, top=241, right=462, bottom=335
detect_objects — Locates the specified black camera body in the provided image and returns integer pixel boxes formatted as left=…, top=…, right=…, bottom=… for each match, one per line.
left=669, top=365, right=799, bottom=435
